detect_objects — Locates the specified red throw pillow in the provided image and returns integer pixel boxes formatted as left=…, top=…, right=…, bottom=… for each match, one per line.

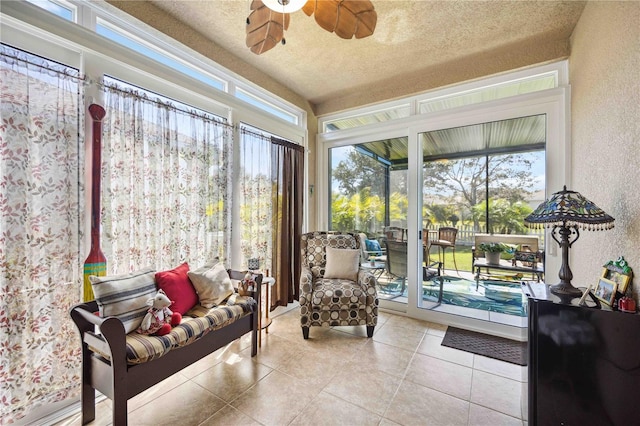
left=155, top=262, right=197, bottom=314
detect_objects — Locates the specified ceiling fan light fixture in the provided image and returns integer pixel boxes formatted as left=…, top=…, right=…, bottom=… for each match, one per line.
left=262, top=0, right=307, bottom=13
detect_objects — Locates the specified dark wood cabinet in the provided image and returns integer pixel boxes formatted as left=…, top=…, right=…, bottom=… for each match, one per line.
left=527, top=289, right=640, bottom=425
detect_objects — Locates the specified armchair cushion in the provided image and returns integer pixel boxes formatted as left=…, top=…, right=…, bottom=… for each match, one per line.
left=324, top=247, right=360, bottom=281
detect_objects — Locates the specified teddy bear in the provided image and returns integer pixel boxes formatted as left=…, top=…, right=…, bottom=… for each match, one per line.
left=136, top=289, right=182, bottom=336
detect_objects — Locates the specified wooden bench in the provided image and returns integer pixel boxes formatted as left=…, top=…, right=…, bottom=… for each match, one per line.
left=70, top=270, right=261, bottom=425
left=472, top=234, right=544, bottom=288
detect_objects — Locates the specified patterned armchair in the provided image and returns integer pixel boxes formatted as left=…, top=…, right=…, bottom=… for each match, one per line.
left=299, top=231, right=379, bottom=339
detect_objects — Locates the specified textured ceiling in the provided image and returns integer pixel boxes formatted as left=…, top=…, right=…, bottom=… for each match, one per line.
left=129, top=1, right=586, bottom=115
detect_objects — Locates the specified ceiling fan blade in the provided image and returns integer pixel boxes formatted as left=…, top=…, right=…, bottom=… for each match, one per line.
left=246, top=0, right=290, bottom=54
left=304, top=0, right=376, bottom=39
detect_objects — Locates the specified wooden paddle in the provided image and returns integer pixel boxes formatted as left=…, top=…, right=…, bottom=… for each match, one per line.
left=83, top=104, right=107, bottom=301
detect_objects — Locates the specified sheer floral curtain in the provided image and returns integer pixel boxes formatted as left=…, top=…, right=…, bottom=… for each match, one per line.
left=0, top=45, right=84, bottom=423
left=101, top=80, right=233, bottom=273
left=239, top=127, right=304, bottom=308
left=238, top=128, right=273, bottom=268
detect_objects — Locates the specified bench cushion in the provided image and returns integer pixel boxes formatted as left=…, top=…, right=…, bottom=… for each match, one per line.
left=123, top=300, right=255, bottom=365
left=89, top=298, right=256, bottom=365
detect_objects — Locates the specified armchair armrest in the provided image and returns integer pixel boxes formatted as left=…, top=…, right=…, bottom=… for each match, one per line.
left=299, top=266, right=313, bottom=306
left=357, top=268, right=377, bottom=291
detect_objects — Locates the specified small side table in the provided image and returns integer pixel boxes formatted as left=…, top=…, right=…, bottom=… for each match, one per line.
left=361, top=261, right=386, bottom=279
left=258, top=276, right=276, bottom=347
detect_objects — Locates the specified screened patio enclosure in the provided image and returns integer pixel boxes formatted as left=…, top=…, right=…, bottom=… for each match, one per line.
left=329, top=114, right=546, bottom=318
left=330, top=114, right=546, bottom=246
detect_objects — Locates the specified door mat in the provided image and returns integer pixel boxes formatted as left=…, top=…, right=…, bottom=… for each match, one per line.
left=441, top=327, right=527, bottom=366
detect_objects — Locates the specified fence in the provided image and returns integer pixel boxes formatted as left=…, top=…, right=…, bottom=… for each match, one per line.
left=424, top=224, right=545, bottom=247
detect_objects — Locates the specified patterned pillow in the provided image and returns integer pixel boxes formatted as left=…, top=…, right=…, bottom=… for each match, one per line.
left=90, top=267, right=157, bottom=333
left=324, top=247, right=360, bottom=281
left=188, top=262, right=234, bottom=308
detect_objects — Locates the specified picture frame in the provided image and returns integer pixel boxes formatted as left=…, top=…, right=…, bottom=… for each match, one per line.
left=601, top=256, right=633, bottom=295
left=593, top=277, right=618, bottom=306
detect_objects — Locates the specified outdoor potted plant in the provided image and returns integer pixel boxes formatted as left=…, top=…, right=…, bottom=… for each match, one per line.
left=479, top=242, right=506, bottom=265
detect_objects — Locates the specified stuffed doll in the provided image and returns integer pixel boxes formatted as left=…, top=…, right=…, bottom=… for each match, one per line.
left=137, top=289, right=182, bottom=336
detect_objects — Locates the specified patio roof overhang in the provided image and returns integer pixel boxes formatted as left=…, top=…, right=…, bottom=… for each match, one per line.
left=355, top=114, right=547, bottom=169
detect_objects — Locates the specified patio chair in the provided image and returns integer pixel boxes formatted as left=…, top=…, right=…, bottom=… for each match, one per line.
left=358, top=232, right=386, bottom=264
left=385, top=240, right=443, bottom=296
left=430, top=227, right=459, bottom=273
left=384, top=226, right=407, bottom=242
left=299, top=231, right=378, bottom=339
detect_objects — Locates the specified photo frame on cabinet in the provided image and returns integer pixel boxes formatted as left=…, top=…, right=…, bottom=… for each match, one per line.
left=601, top=256, right=633, bottom=295
left=593, top=277, right=617, bottom=307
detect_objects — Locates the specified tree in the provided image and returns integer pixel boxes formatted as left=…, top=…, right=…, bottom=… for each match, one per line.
left=423, top=153, right=537, bottom=230
left=332, top=149, right=386, bottom=197
left=471, top=198, right=533, bottom=234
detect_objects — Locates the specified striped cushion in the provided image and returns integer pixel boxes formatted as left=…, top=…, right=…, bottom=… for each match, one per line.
left=90, top=267, right=157, bottom=333
left=123, top=300, right=256, bottom=365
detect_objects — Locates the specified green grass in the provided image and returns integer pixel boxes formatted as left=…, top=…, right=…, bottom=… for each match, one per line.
left=426, top=245, right=474, bottom=272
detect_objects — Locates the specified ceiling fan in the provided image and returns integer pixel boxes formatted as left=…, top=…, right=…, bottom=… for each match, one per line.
left=246, top=0, right=377, bottom=55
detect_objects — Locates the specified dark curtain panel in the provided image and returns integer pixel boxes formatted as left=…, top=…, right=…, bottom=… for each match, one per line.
left=270, top=137, right=304, bottom=308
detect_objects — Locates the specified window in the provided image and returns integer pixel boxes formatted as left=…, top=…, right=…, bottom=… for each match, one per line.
left=96, top=20, right=227, bottom=92
left=0, top=44, right=83, bottom=423
left=26, top=0, right=76, bottom=21
left=100, top=77, right=233, bottom=272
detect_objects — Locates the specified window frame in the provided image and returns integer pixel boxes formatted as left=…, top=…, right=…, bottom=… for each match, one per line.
left=319, top=64, right=570, bottom=329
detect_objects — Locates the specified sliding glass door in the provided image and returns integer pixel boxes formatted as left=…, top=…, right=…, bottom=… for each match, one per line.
left=328, top=138, right=409, bottom=307
left=417, top=115, right=546, bottom=323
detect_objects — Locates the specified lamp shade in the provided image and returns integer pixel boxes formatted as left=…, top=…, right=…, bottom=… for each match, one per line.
left=524, top=186, right=614, bottom=230
left=262, top=0, right=307, bottom=13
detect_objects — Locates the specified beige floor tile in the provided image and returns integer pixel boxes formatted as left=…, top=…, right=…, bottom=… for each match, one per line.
left=470, top=370, right=522, bottom=419
left=324, top=361, right=403, bottom=416
left=54, top=309, right=527, bottom=426
left=425, top=321, right=448, bottom=337
left=417, top=334, right=474, bottom=367
left=180, top=337, right=251, bottom=379
left=231, top=370, right=319, bottom=426
left=375, top=310, right=394, bottom=327
left=53, top=399, right=113, bottom=426
left=252, top=333, right=304, bottom=370
left=289, top=391, right=381, bottom=426
left=521, top=381, right=529, bottom=421
left=127, top=370, right=189, bottom=412
left=384, top=380, right=470, bottom=426
left=266, top=308, right=308, bottom=341
left=373, top=323, right=426, bottom=352
left=276, top=343, right=345, bottom=388
left=357, top=339, right=415, bottom=378
left=405, top=353, right=473, bottom=401
left=473, top=355, right=527, bottom=382
left=468, top=403, right=523, bottom=426
left=296, top=328, right=369, bottom=359
left=332, top=323, right=377, bottom=337
left=191, top=354, right=272, bottom=403
left=384, top=314, right=430, bottom=333
left=199, top=404, right=262, bottom=426
left=128, top=380, right=226, bottom=425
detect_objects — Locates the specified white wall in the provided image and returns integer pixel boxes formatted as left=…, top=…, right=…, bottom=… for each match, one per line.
left=569, top=1, right=640, bottom=298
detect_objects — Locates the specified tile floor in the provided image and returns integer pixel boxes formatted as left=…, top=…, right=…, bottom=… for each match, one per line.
left=57, top=306, right=528, bottom=426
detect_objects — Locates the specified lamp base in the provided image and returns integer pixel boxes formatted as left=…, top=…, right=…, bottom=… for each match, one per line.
left=550, top=282, right=583, bottom=298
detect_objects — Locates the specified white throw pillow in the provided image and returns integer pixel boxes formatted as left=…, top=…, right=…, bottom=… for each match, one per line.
left=324, top=247, right=360, bottom=281
left=188, top=262, right=234, bottom=308
left=90, top=267, right=157, bottom=333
